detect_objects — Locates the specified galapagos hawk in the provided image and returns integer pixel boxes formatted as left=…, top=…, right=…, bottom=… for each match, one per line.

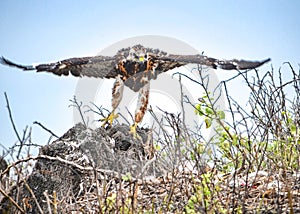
left=0, top=44, right=270, bottom=136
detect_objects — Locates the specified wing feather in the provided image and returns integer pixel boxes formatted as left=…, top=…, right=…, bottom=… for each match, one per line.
left=1, top=45, right=271, bottom=88
left=0, top=56, right=116, bottom=78
left=159, top=54, right=271, bottom=70
left=122, top=53, right=270, bottom=92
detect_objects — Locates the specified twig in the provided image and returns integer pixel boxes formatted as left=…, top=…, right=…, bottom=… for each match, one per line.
left=23, top=179, right=44, bottom=213
left=0, top=187, right=25, bottom=213
left=0, top=155, right=142, bottom=182
left=43, top=190, right=52, bottom=214
left=69, top=96, right=87, bottom=127
left=139, top=155, right=156, bottom=177
left=33, top=121, right=59, bottom=138
left=53, top=191, right=58, bottom=214
left=4, top=92, right=22, bottom=145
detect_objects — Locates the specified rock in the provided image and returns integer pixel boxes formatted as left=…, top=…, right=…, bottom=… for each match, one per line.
left=0, top=123, right=166, bottom=213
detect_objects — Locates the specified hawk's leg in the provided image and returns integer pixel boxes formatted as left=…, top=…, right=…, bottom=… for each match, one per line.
left=130, top=82, right=150, bottom=138
left=101, top=76, right=124, bottom=127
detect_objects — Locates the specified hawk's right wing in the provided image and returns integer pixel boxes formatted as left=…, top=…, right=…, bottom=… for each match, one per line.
left=0, top=55, right=117, bottom=78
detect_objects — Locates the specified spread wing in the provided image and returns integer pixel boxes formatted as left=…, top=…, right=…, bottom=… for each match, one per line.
left=123, top=53, right=270, bottom=92
left=1, top=45, right=271, bottom=93
left=0, top=56, right=117, bottom=78
left=158, top=54, right=271, bottom=70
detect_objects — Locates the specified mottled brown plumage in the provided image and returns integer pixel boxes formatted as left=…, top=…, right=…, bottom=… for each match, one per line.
left=0, top=44, right=270, bottom=135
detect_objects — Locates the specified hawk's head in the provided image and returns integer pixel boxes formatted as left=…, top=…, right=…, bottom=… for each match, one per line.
left=127, top=44, right=148, bottom=62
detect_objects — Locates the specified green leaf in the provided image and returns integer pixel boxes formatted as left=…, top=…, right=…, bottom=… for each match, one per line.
left=122, top=173, right=132, bottom=181
left=154, top=144, right=161, bottom=151
left=217, top=110, right=225, bottom=119
left=290, top=124, right=297, bottom=134
left=205, top=107, right=214, bottom=115
left=205, top=118, right=212, bottom=128
left=195, top=104, right=204, bottom=116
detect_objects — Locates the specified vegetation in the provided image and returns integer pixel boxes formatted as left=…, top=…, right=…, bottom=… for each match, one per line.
left=0, top=63, right=299, bottom=213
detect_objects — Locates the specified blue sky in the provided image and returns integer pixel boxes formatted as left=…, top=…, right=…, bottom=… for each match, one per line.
left=0, top=1, right=299, bottom=152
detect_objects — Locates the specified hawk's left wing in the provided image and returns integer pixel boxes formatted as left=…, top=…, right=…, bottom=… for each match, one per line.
left=0, top=56, right=117, bottom=78
left=123, top=53, right=270, bottom=92
left=159, top=54, right=271, bottom=70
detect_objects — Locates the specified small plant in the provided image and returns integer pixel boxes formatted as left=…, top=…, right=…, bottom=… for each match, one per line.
left=194, top=93, right=225, bottom=129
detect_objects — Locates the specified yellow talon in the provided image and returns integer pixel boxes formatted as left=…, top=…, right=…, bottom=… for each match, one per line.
left=101, top=111, right=118, bottom=127
left=130, top=122, right=141, bottom=139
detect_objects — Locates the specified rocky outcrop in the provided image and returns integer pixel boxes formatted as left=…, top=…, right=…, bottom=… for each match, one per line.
left=0, top=123, right=170, bottom=213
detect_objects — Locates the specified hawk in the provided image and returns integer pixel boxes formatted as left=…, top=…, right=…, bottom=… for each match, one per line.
left=0, top=44, right=270, bottom=136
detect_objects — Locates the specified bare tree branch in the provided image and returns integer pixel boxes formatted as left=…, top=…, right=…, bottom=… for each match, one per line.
left=33, top=121, right=59, bottom=139
left=4, top=92, right=22, bottom=145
